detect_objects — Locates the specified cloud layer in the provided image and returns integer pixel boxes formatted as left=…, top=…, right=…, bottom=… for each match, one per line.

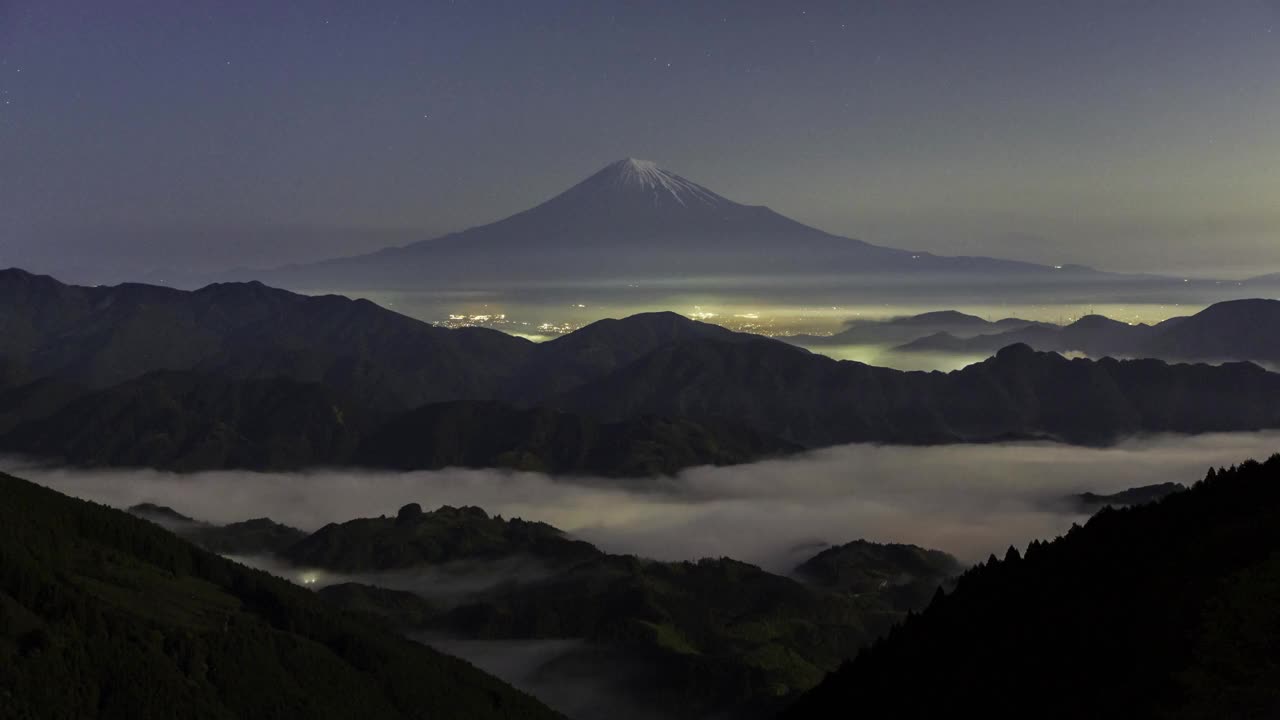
left=8, top=431, right=1278, bottom=571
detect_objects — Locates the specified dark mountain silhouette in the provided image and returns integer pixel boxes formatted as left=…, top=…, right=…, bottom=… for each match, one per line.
left=499, top=310, right=760, bottom=405
left=3, top=271, right=1280, bottom=473
left=283, top=504, right=602, bottom=573
left=1142, top=298, right=1280, bottom=364
left=127, top=504, right=310, bottom=556
left=228, top=159, right=1105, bottom=290
left=127, top=502, right=199, bottom=527
left=785, top=310, right=1049, bottom=347
left=899, top=298, right=1280, bottom=365
left=793, top=540, right=963, bottom=603
left=549, top=340, right=1280, bottom=446
left=1069, top=482, right=1186, bottom=513
left=0, top=268, right=531, bottom=411
left=898, top=313, right=1172, bottom=356
left=784, top=455, right=1280, bottom=719
left=0, top=472, right=561, bottom=719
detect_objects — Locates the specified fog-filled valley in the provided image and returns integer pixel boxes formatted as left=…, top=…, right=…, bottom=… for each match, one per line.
left=15, top=432, right=1280, bottom=570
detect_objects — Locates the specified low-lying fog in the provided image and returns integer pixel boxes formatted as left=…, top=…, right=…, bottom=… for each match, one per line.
left=10, top=432, right=1279, bottom=569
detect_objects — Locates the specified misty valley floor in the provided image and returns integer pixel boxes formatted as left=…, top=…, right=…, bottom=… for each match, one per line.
left=17, top=432, right=1278, bottom=570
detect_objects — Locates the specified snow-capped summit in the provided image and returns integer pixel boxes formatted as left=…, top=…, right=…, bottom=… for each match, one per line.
left=233, top=156, right=1074, bottom=290
left=594, top=158, right=723, bottom=207
left=570, top=157, right=730, bottom=209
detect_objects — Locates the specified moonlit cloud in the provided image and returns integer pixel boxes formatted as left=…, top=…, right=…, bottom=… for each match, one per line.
left=9, top=431, right=1277, bottom=572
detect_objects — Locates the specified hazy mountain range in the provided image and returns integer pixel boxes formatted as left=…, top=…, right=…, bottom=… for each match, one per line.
left=2, top=269, right=1280, bottom=472
left=895, top=299, right=1280, bottom=365
left=785, top=310, right=1054, bottom=347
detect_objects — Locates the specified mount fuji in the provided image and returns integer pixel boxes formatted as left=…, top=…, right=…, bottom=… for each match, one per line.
left=233, top=158, right=1104, bottom=290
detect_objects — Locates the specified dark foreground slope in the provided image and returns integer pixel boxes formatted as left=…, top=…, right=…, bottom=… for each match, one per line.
left=0, top=473, right=561, bottom=719
left=785, top=455, right=1280, bottom=719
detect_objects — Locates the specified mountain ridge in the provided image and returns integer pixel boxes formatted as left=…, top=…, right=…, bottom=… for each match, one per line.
left=3, top=270, right=1280, bottom=473
left=898, top=298, right=1280, bottom=365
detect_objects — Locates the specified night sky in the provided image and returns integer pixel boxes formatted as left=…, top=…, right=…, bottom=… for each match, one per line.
left=3, top=1, right=1279, bottom=279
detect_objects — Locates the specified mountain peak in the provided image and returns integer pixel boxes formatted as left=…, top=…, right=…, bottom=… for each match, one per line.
left=585, top=157, right=727, bottom=207
left=1068, top=314, right=1130, bottom=330
left=613, top=156, right=658, bottom=171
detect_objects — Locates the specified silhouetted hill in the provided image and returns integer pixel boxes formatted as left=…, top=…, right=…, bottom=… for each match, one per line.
left=283, top=504, right=602, bottom=573
left=1143, top=298, right=1280, bottom=364
left=127, top=503, right=199, bottom=527
left=275, top=505, right=956, bottom=719
left=900, top=299, right=1280, bottom=365
left=1070, top=482, right=1186, bottom=513
left=898, top=313, right=1164, bottom=356
left=793, top=540, right=963, bottom=608
left=502, top=311, right=759, bottom=404
left=785, top=311, right=1049, bottom=347
left=0, top=472, right=561, bottom=719
left=4, top=271, right=1280, bottom=472
left=785, top=455, right=1280, bottom=719
left=0, top=268, right=531, bottom=411
left=127, top=504, right=308, bottom=556
left=552, top=340, right=1280, bottom=446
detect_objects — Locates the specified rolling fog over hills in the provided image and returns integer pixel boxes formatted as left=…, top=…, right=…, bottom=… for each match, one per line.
left=18, top=432, right=1280, bottom=719
left=15, top=432, right=1280, bottom=571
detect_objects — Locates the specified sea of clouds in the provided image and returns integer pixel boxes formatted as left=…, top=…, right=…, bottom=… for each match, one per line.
left=8, top=431, right=1278, bottom=571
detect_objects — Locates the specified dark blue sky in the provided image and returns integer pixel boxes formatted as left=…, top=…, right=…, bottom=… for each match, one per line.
left=2, top=0, right=1278, bottom=278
